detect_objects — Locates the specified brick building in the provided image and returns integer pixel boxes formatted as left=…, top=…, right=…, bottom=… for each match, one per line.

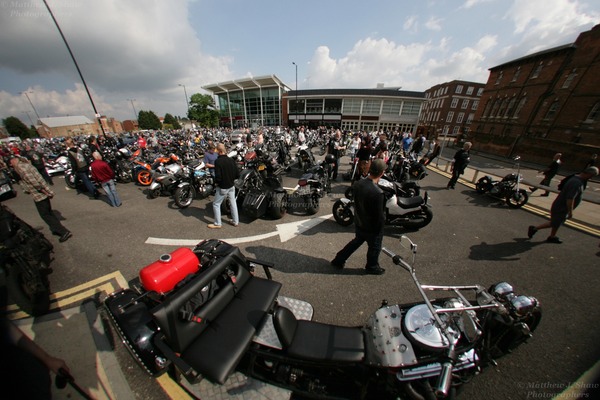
left=419, top=80, right=485, bottom=139
left=471, top=24, right=600, bottom=169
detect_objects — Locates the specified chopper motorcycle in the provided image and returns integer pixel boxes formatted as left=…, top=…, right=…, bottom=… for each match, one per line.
left=475, top=156, right=528, bottom=208
left=333, top=177, right=433, bottom=230
left=0, top=175, right=53, bottom=316
left=103, top=236, right=541, bottom=399
left=173, top=160, right=215, bottom=209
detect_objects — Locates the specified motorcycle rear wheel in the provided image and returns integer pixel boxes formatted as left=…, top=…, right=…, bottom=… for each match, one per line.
left=306, top=195, right=319, bottom=215
left=506, top=189, right=528, bottom=208
left=269, top=192, right=288, bottom=219
left=476, top=177, right=492, bottom=194
left=399, top=206, right=434, bottom=230
left=174, top=185, right=195, bottom=208
left=332, top=199, right=354, bottom=226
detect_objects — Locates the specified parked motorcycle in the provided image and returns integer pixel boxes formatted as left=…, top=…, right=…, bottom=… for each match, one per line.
left=296, top=143, right=316, bottom=171
left=289, top=154, right=335, bottom=215
left=236, top=148, right=288, bottom=219
left=0, top=178, right=53, bottom=316
left=388, top=152, right=428, bottom=183
left=173, top=161, right=215, bottom=209
left=333, top=177, right=433, bottom=230
left=475, top=156, right=528, bottom=208
left=147, top=162, right=185, bottom=199
left=104, top=236, right=541, bottom=399
left=44, top=153, right=70, bottom=176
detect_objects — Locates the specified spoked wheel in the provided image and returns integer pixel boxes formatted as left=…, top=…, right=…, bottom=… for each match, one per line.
left=174, top=185, right=195, bottom=208
left=476, top=177, right=492, bottom=194
left=332, top=199, right=354, bottom=226
left=269, top=192, right=288, bottom=219
left=136, top=170, right=152, bottom=186
left=506, top=189, right=528, bottom=208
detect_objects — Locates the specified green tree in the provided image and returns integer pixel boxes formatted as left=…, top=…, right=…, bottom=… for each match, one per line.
left=137, top=110, right=162, bottom=130
left=188, top=93, right=219, bottom=127
left=163, top=113, right=181, bottom=130
left=2, top=116, right=38, bottom=139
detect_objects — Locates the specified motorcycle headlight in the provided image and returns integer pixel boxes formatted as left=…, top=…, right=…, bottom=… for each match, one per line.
left=511, top=295, right=538, bottom=317
left=490, top=282, right=514, bottom=300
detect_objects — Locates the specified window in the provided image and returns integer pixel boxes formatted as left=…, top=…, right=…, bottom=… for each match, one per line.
left=362, top=99, right=381, bottom=115
left=495, top=71, right=503, bottom=85
left=306, top=99, right=323, bottom=114
left=477, top=88, right=484, bottom=96
left=324, top=99, right=342, bottom=113
left=451, top=98, right=459, bottom=108
left=466, top=86, right=474, bottom=95
left=381, top=100, right=402, bottom=115
left=472, top=100, right=479, bottom=110
left=446, top=112, right=454, bottom=122
left=497, top=98, right=509, bottom=117
left=562, top=69, right=578, bottom=89
left=544, top=100, right=560, bottom=120
left=467, top=113, right=474, bottom=123
left=489, top=99, right=501, bottom=117
left=461, top=99, right=469, bottom=109
left=452, top=126, right=460, bottom=135
left=457, top=112, right=464, bottom=123
left=482, top=100, right=492, bottom=118
left=514, top=97, right=527, bottom=118
left=455, top=85, right=463, bottom=94
left=342, top=99, right=361, bottom=114
left=585, top=102, right=600, bottom=122
left=531, top=62, right=543, bottom=79
left=401, top=101, right=421, bottom=116
left=511, top=67, right=521, bottom=82
left=505, top=97, right=517, bottom=118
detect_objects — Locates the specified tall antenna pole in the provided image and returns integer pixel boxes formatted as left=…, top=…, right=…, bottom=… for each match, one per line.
left=42, top=0, right=106, bottom=136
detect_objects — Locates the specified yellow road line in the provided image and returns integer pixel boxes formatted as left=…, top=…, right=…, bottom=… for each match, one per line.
left=156, top=374, right=194, bottom=400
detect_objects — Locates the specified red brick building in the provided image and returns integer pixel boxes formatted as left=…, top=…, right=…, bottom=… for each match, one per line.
left=419, top=80, right=486, bottom=139
left=471, top=24, right=600, bottom=169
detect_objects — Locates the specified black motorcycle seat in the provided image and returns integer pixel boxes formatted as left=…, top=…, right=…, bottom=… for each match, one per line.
left=273, top=306, right=364, bottom=363
left=182, top=276, right=281, bottom=384
left=397, top=195, right=423, bottom=209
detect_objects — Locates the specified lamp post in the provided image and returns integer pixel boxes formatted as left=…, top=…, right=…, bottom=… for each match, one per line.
left=292, top=62, right=298, bottom=126
left=127, top=99, right=137, bottom=120
left=20, top=91, right=41, bottom=122
left=178, top=84, right=190, bottom=117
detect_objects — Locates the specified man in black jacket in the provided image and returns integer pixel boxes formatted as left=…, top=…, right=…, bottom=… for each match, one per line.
left=208, top=143, right=240, bottom=228
left=331, top=158, right=387, bottom=275
left=447, top=141, right=472, bottom=189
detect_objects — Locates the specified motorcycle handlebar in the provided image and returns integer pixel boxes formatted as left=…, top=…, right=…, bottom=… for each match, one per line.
left=381, top=247, right=412, bottom=273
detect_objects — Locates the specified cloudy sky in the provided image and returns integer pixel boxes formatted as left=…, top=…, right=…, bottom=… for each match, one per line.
left=1, top=0, right=599, bottom=126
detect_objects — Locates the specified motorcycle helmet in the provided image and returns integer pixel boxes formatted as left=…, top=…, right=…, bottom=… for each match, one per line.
left=325, top=154, right=336, bottom=164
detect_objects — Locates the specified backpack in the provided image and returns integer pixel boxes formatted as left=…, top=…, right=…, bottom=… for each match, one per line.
left=557, top=174, right=575, bottom=191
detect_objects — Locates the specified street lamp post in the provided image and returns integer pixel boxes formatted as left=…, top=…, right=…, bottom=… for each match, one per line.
left=127, top=98, right=137, bottom=119
left=178, top=84, right=190, bottom=117
left=292, top=62, right=298, bottom=126
left=20, top=91, right=41, bottom=122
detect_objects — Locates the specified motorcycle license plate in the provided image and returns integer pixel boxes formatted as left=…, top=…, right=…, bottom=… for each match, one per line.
left=296, top=186, right=310, bottom=196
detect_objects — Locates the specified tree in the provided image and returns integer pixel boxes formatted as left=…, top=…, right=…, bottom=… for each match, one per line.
left=163, top=113, right=181, bottom=130
left=2, top=116, right=38, bottom=139
left=137, top=110, right=162, bottom=130
left=188, top=93, right=219, bottom=127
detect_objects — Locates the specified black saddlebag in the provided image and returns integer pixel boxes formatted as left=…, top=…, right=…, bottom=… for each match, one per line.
left=242, top=189, right=267, bottom=219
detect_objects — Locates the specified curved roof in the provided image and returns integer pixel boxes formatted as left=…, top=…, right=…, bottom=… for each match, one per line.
left=203, top=75, right=290, bottom=94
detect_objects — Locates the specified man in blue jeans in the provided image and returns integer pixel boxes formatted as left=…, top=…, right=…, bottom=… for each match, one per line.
left=330, top=158, right=387, bottom=275
left=208, top=143, right=240, bottom=229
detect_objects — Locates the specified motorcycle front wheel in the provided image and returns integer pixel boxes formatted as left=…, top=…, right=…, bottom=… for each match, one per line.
left=136, top=170, right=152, bottom=186
left=147, top=188, right=160, bottom=199
left=64, top=171, right=76, bottom=189
left=506, top=189, right=529, bottom=208
left=332, top=199, right=354, bottom=226
left=6, top=262, right=51, bottom=316
left=174, top=185, right=195, bottom=208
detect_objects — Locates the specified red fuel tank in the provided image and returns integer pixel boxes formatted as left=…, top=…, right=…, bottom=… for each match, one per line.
left=139, top=247, right=199, bottom=294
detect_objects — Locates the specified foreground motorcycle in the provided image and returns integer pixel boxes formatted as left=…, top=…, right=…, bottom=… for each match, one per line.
left=0, top=178, right=53, bottom=316
left=289, top=154, right=334, bottom=215
left=475, top=156, right=528, bottom=208
left=333, top=177, right=433, bottom=230
left=104, top=236, right=541, bottom=399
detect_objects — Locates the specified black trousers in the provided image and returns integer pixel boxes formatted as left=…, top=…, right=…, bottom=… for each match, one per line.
left=35, top=198, right=68, bottom=236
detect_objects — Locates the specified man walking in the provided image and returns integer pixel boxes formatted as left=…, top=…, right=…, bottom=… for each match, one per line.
left=9, top=156, right=72, bottom=242
left=331, top=158, right=387, bottom=275
left=528, top=166, right=598, bottom=243
left=531, top=153, right=562, bottom=196
left=208, top=143, right=239, bottom=229
left=447, top=142, right=472, bottom=189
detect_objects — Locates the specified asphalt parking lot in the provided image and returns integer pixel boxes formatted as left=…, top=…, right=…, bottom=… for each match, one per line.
left=3, top=155, right=600, bottom=400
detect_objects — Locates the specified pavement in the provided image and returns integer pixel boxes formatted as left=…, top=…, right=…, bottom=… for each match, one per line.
left=6, top=150, right=599, bottom=400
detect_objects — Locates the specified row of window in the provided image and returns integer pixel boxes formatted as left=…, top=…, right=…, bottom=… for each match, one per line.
left=429, top=85, right=483, bottom=98
left=289, top=98, right=422, bottom=117
left=481, top=96, right=527, bottom=119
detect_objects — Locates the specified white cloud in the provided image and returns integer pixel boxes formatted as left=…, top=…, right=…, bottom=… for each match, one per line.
left=425, top=16, right=443, bottom=31
left=404, top=16, right=419, bottom=33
